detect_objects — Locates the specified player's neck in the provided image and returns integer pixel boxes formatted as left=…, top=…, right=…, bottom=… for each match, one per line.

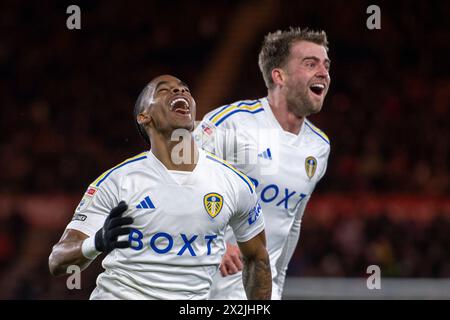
left=150, top=133, right=199, bottom=171
left=267, top=92, right=305, bottom=135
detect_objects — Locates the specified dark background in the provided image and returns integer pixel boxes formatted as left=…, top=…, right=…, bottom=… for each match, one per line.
left=0, top=0, right=449, bottom=299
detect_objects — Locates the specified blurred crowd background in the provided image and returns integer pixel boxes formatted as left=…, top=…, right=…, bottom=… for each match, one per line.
left=0, top=0, right=448, bottom=299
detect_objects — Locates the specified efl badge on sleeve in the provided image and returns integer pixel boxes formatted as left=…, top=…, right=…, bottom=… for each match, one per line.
left=202, top=123, right=215, bottom=136
left=76, top=186, right=98, bottom=212
left=194, top=122, right=216, bottom=148
left=305, top=156, right=317, bottom=179
left=204, top=193, right=223, bottom=218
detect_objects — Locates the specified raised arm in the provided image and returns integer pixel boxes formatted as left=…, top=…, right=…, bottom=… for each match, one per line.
left=237, top=230, right=272, bottom=300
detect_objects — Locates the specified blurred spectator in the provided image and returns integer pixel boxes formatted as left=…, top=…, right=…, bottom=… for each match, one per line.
left=291, top=211, right=450, bottom=278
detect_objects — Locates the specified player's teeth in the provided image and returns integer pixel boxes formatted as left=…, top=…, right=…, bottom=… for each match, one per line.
left=311, top=84, right=325, bottom=89
left=170, top=98, right=188, bottom=109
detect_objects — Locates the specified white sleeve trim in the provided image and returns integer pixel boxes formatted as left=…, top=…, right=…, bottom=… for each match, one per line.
left=234, top=221, right=265, bottom=243
left=65, top=221, right=99, bottom=237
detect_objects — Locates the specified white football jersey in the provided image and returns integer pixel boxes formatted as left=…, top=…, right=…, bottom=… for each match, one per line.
left=194, top=97, right=330, bottom=299
left=66, top=148, right=264, bottom=300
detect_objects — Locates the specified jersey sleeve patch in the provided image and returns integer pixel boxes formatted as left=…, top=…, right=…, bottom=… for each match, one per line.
left=76, top=186, right=98, bottom=212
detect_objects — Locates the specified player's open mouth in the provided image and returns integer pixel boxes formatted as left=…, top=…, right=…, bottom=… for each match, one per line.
left=309, top=83, right=326, bottom=96
left=170, top=97, right=190, bottom=115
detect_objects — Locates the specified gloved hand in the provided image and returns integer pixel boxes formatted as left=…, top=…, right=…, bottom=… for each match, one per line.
left=94, top=201, right=134, bottom=253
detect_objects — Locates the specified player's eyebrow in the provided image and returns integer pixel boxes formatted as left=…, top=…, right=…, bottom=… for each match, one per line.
left=302, top=56, right=331, bottom=66
left=155, top=80, right=190, bottom=91
left=155, top=81, right=170, bottom=91
left=179, top=81, right=190, bottom=90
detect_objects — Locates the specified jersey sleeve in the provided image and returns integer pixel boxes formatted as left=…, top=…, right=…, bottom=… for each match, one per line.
left=65, top=177, right=120, bottom=236
left=228, top=184, right=265, bottom=243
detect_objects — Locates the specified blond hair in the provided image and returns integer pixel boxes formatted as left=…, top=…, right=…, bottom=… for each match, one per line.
left=258, top=27, right=329, bottom=89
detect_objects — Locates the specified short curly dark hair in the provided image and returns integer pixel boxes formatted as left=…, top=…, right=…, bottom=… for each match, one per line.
left=258, top=27, right=329, bottom=89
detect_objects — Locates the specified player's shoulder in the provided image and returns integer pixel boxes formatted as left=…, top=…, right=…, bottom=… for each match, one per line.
left=203, top=98, right=265, bottom=128
left=90, top=151, right=149, bottom=188
left=202, top=150, right=256, bottom=195
left=303, top=118, right=331, bottom=149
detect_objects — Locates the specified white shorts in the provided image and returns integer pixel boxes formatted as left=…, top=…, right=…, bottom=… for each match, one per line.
left=208, top=270, right=281, bottom=300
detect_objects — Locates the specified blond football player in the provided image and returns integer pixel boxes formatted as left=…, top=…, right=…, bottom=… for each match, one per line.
left=195, top=28, right=331, bottom=299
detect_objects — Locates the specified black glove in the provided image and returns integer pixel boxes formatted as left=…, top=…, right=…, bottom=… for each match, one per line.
left=94, top=201, right=134, bottom=253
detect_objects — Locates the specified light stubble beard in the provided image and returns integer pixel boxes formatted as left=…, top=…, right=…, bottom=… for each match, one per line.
left=286, top=86, right=323, bottom=118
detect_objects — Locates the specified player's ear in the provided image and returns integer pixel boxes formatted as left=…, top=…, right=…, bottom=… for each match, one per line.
left=271, top=68, right=285, bottom=87
left=137, top=110, right=152, bottom=127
